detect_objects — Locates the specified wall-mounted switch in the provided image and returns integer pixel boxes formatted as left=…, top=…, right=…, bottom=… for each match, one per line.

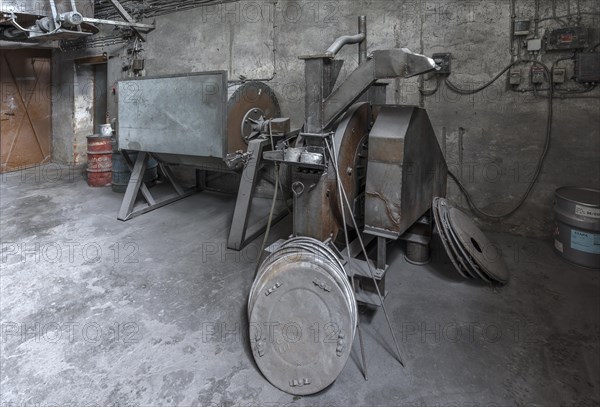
left=531, top=66, right=545, bottom=84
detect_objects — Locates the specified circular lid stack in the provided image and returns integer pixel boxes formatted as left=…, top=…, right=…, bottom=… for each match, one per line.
left=248, top=237, right=357, bottom=395
left=433, top=198, right=509, bottom=285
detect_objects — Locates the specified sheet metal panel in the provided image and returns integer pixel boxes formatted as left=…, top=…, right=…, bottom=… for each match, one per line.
left=365, top=106, right=448, bottom=239
left=117, top=72, right=228, bottom=159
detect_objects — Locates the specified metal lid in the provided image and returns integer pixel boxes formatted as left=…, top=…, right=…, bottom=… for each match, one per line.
left=249, top=260, right=354, bottom=395
left=556, top=187, right=600, bottom=208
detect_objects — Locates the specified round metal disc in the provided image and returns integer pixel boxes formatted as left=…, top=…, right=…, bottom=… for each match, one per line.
left=330, top=102, right=371, bottom=229
left=279, top=242, right=357, bottom=333
left=227, top=82, right=281, bottom=153
left=448, top=208, right=510, bottom=285
left=440, top=203, right=491, bottom=283
left=249, top=260, right=354, bottom=395
left=433, top=198, right=472, bottom=279
left=250, top=248, right=356, bottom=337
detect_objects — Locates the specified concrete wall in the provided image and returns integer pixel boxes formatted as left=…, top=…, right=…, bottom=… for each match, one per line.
left=59, top=0, right=600, bottom=237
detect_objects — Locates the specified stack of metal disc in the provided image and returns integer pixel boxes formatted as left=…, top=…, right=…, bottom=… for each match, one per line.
left=248, top=237, right=357, bottom=395
left=433, top=198, right=509, bottom=285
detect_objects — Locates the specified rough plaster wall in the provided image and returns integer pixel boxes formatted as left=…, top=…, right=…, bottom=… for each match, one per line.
left=73, top=64, right=95, bottom=164
left=51, top=54, right=97, bottom=165
left=52, top=28, right=124, bottom=165
left=95, top=0, right=599, bottom=237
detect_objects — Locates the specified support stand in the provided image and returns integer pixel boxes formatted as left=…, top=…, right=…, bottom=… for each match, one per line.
left=117, top=151, right=198, bottom=221
left=341, top=234, right=389, bottom=307
left=227, top=138, right=289, bottom=250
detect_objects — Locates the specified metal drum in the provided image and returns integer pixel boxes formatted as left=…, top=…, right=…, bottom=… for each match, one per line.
left=248, top=238, right=357, bottom=395
left=111, top=152, right=159, bottom=193
left=554, top=187, right=600, bottom=269
left=86, top=135, right=112, bottom=187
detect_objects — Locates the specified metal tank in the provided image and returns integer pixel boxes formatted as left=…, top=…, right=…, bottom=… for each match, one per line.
left=117, top=72, right=280, bottom=168
left=116, top=71, right=285, bottom=250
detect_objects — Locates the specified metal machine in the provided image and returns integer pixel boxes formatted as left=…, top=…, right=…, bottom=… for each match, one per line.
left=114, top=16, right=506, bottom=395
left=247, top=17, right=450, bottom=395
left=116, top=72, right=289, bottom=250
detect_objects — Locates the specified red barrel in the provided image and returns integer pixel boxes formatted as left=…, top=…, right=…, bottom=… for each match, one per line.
left=87, top=135, right=113, bottom=187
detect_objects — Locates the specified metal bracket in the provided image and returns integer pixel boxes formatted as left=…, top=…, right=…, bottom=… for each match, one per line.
left=117, top=151, right=198, bottom=221
left=227, top=138, right=289, bottom=250
left=339, top=234, right=389, bottom=307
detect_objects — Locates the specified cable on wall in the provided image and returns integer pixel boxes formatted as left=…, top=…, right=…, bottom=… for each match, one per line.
left=443, top=60, right=555, bottom=219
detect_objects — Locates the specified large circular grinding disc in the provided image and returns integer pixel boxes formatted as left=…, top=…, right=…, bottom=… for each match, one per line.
left=432, top=198, right=472, bottom=279
left=227, top=82, right=281, bottom=153
left=442, top=205, right=491, bottom=283
left=249, top=261, right=354, bottom=395
left=448, top=208, right=510, bottom=284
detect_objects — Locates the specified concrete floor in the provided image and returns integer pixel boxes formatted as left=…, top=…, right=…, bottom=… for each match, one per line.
left=1, top=165, right=599, bottom=406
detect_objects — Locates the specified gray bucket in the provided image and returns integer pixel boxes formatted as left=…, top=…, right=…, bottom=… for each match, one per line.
left=554, top=187, right=600, bottom=269
left=112, top=152, right=159, bottom=193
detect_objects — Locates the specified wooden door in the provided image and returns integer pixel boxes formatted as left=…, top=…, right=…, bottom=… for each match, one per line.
left=1, top=49, right=52, bottom=173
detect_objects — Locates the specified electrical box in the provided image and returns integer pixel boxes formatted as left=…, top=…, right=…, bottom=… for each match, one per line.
left=432, top=53, right=452, bottom=75
left=545, top=27, right=589, bottom=51
left=514, top=19, right=531, bottom=36
left=509, top=68, right=521, bottom=85
left=527, top=38, right=542, bottom=52
left=531, top=66, right=545, bottom=84
left=553, top=68, right=566, bottom=84
left=575, top=53, right=600, bottom=83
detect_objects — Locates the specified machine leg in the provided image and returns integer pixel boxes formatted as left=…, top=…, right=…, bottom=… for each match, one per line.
left=118, top=151, right=198, bottom=221
left=228, top=139, right=283, bottom=251
left=376, top=237, right=387, bottom=271
left=118, top=152, right=148, bottom=220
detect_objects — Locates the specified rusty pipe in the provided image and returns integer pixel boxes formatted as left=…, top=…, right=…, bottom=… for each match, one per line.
left=326, top=33, right=365, bottom=57
left=358, top=16, right=367, bottom=65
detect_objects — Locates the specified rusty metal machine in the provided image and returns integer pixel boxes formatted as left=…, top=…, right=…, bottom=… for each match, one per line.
left=116, top=71, right=293, bottom=250
left=246, top=15, right=511, bottom=392
left=113, top=15, right=507, bottom=395
left=247, top=17, right=451, bottom=395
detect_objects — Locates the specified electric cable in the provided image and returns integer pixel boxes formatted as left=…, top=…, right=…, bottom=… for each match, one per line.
left=420, top=76, right=441, bottom=96
left=445, top=60, right=554, bottom=219
left=253, top=124, right=280, bottom=278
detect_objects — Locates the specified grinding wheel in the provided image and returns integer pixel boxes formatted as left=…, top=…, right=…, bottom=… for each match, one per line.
left=330, top=102, right=371, bottom=229
left=432, top=198, right=472, bottom=279
left=441, top=203, right=491, bottom=282
left=447, top=208, right=509, bottom=284
left=227, top=81, right=281, bottom=153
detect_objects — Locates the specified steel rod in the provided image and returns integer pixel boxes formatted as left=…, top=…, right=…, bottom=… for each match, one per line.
left=328, top=138, right=368, bottom=381
left=325, top=138, right=405, bottom=367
